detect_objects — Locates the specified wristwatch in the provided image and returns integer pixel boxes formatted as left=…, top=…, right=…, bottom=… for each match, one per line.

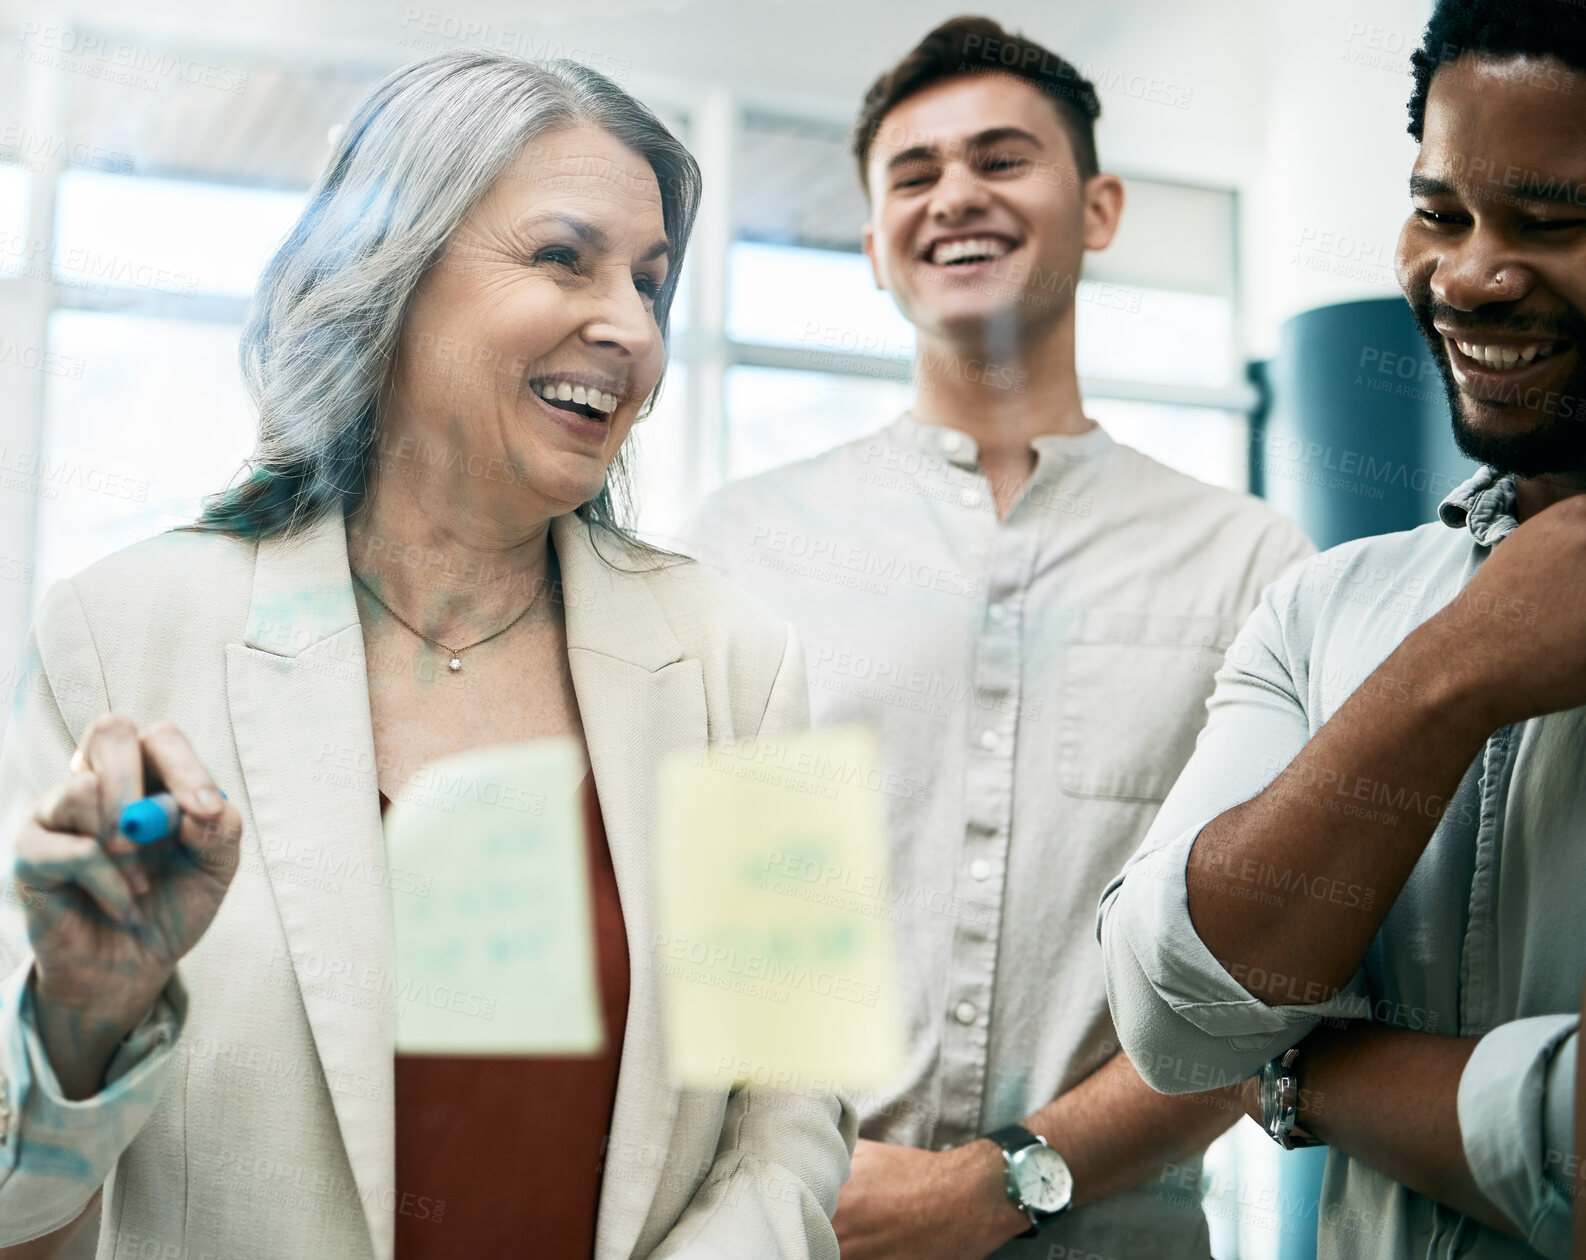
left=1259, top=1047, right=1320, bottom=1149
left=987, top=1123, right=1073, bottom=1237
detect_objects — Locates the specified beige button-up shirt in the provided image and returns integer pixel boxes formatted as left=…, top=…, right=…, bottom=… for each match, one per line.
left=686, top=413, right=1312, bottom=1257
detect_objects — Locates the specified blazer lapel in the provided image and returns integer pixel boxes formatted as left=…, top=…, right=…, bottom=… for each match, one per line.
left=223, top=513, right=709, bottom=1260
left=555, top=517, right=709, bottom=1259
left=226, top=513, right=395, bottom=1258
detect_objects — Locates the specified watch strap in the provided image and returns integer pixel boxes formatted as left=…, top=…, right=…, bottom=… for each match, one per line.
left=988, top=1123, right=1039, bottom=1153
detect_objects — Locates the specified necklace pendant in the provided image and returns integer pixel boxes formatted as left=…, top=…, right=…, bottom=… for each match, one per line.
left=448, top=656, right=462, bottom=672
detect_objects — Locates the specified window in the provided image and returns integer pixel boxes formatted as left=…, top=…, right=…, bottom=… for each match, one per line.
left=710, top=112, right=1252, bottom=505
left=627, top=367, right=693, bottom=544
left=53, top=170, right=305, bottom=299
left=26, top=175, right=309, bottom=603
left=724, top=365, right=913, bottom=482
left=727, top=240, right=912, bottom=358
left=1076, top=288, right=1237, bottom=389
left=0, top=162, right=30, bottom=279
left=31, top=311, right=256, bottom=605
left=1085, top=399, right=1247, bottom=492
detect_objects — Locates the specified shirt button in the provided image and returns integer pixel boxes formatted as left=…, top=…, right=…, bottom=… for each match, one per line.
left=941, top=431, right=965, bottom=455
left=987, top=603, right=1007, bottom=624
left=969, top=859, right=992, bottom=881
left=978, top=729, right=999, bottom=751
left=954, top=1001, right=978, bottom=1025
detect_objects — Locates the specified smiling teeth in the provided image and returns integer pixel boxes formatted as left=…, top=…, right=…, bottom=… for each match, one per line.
left=930, top=237, right=1011, bottom=265
left=534, top=381, right=620, bottom=413
left=1455, top=340, right=1556, bottom=370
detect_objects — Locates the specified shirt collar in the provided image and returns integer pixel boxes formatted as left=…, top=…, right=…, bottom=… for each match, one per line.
left=1438, top=465, right=1521, bottom=547
left=888, top=411, right=1115, bottom=473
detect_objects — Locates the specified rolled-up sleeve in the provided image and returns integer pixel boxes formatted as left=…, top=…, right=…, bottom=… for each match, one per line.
left=0, top=966, right=185, bottom=1243
left=1457, top=1015, right=1576, bottom=1259
left=1098, top=572, right=1365, bottom=1093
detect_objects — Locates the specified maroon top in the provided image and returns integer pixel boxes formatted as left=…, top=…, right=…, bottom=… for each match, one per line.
left=382, top=777, right=630, bottom=1258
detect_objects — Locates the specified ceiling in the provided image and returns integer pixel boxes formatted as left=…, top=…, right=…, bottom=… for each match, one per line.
left=1, top=0, right=1273, bottom=192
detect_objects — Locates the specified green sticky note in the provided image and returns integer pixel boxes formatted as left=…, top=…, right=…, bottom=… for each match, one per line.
left=385, top=737, right=601, bottom=1055
left=655, top=726, right=905, bottom=1091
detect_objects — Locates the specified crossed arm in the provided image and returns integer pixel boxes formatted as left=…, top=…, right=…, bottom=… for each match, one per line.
left=1101, top=524, right=1586, bottom=1246
left=1185, top=614, right=1518, bottom=1231
left=833, top=1048, right=1240, bottom=1259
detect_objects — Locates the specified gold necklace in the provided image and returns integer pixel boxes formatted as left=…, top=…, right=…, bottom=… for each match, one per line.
left=351, top=571, right=543, bottom=673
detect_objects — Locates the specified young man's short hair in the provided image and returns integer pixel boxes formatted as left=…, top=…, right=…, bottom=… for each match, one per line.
left=1409, top=0, right=1586, bottom=139
left=851, top=15, right=1101, bottom=193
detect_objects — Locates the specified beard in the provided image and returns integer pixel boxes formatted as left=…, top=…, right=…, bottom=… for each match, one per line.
left=1407, top=294, right=1586, bottom=478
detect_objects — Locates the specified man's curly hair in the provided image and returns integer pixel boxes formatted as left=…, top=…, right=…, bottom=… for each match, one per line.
left=1409, top=0, right=1586, bottom=140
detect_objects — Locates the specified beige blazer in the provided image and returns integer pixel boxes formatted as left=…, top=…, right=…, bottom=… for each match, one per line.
left=0, top=511, right=855, bottom=1258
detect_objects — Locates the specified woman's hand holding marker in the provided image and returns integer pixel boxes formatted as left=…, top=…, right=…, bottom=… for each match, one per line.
left=15, top=715, right=243, bottom=1099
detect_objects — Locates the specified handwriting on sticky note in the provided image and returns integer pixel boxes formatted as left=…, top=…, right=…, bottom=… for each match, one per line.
left=656, top=726, right=904, bottom=1091
left=384, top=738, right=601, bottom=1055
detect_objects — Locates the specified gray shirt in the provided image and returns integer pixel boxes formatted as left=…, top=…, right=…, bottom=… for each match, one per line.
left=687, top=413, right=1313, bottom=1259
left=1099, top=467, right=1579, bottom=1260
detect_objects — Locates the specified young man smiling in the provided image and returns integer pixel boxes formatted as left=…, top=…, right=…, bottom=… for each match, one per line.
left=1101, top=2, right=1586, bottom=1256
left=687, top=17, right=1312, bottom=1259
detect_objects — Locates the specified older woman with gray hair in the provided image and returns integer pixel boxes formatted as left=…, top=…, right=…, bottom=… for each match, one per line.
left=0, top=52, right=853, bottom=1259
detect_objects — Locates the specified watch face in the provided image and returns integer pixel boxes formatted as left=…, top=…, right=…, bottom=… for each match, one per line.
left=1259, top=1066, right=1280, bottom=1121
left=1012, top=1144, right=1073, bottom=1214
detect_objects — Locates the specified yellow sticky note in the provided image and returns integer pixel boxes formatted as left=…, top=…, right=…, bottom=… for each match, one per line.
left=655, top=726, right=904, bottom=1091
left=385, top=738, right=601, bottom=1055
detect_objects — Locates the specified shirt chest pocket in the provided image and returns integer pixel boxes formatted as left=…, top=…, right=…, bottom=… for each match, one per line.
left=1057, top=611, right=1235, bottom=802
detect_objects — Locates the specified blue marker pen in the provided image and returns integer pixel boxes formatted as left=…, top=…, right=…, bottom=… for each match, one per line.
left=119, top=793, right=181, bottom=845
left=118, top=791, right=225, bottom=845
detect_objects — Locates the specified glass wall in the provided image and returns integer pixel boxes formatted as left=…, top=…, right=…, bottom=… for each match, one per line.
left=0, top=41, right=1288, bottom=1260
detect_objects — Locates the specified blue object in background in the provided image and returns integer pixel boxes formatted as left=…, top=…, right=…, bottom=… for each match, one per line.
left=1255, top=297, right=1475, bottom=552
left=1276, top=1146, right=1330, bottom=1260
